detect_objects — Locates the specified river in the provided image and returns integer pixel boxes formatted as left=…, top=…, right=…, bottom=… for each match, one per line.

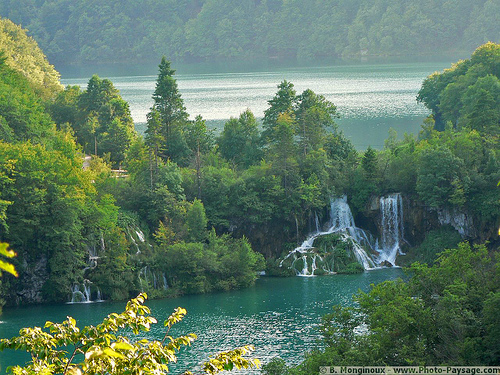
left=0, top=269, right=403, bottom=373
left=61, top=62, right=450, bottom=149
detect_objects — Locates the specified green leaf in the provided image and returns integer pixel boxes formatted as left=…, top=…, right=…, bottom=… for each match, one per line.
left=103, top=347, right=125, bottom=359
left=112, top=342, right=135, bottom=351
left=0, top=242, right=17, bottom=276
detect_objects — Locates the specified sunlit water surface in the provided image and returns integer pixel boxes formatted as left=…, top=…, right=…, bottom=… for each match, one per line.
left=62, top=62, right=450, bottom=149
left=0, top=269, right=403, bottom=373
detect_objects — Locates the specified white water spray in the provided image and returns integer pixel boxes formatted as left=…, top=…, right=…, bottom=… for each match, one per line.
left=281, top=196, right=376, bottom=275
left=375, top=194, right=405, bottom=266
left=281, top=194, right=406, bottom=275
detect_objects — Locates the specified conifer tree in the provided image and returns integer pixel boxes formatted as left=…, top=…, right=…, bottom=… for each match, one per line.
left=146, top=56, right=190, bottom=165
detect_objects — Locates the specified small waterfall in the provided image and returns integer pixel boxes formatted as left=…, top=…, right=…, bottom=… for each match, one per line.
left=128, top=226, right=152, bottom=255
left=100, top=233, right=105, bottom=252
left=139, top=266, right=169, bottom=292
left=96, top=288, right=103, bottom=302
left=69, top=280, right=101, bottom=303
left=136, top=230, right=145, bottom=242
left=162, top=273, right=168, bottom=290
left=376, top=194, right=405, bottom=266
left=281, top=196, right=376, bottom=275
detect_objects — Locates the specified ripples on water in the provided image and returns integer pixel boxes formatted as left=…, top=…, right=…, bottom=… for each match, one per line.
left=0, top=270, right=403, bottom=372
left=62, top=62, right=450, bottom=149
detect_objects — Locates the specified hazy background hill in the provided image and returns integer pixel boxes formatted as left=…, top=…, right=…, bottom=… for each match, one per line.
left=0, top=0, right=498, bottom=70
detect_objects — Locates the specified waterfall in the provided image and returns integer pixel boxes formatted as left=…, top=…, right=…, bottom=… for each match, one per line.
left=139, top=266, right=169, bottom=291
left=96, top=288, right=103, bottom=302
left=162, top=273, right=168, bottom=290
left=68, top=233, right=108, bottom=303
left=376, top=194, right=405, bottom=266
left=281, top=196, right=376, bottom=275
left=128, top=226, right=152, bottom=255
left=100, top=233, right=105, bottom=252
left=328, top=196, right=356, bottom=231
left=281, top=194, right=407, bottom=275
left=69, top=280, right=101, bottom=303
left=314, top=212, right=320, bottom=233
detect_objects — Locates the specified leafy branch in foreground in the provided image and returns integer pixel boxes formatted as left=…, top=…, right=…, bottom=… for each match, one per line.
left=0, top=293, right=260, bottom=374
left=0, top=242, right=17, bottom=277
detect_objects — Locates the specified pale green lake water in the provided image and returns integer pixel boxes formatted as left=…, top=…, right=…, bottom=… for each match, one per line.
left=61, top=62, right=451, bottom=149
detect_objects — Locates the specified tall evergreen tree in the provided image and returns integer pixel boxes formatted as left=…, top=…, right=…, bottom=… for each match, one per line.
left=146, top=56, right=190, bottom=165
left=262, top=80, right=297, bottom=143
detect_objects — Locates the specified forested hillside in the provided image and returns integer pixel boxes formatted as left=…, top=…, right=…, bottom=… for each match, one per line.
left=0, top=0, right=498, bottom=67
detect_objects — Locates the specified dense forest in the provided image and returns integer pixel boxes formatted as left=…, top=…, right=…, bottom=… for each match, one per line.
left=0, top=0, right=499, bottom=67
left=0, top=17, right=498, bottom=315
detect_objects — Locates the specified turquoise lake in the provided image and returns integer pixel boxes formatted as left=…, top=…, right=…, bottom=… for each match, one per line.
left=0, top=269, right=403, bottom=373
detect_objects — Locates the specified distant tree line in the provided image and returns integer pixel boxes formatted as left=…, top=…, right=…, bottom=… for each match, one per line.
left=0, top=0, right=498, bottom=67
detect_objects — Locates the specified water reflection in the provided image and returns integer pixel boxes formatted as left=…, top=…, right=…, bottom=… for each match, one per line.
left=62, top=62, right=451, bottom=149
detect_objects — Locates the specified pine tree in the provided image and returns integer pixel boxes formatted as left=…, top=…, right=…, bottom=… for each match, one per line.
left=146, top=56, right=190, bottom=164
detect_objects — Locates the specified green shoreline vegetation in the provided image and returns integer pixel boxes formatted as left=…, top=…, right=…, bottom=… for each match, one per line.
left=0, top=15, right=498, bottom=374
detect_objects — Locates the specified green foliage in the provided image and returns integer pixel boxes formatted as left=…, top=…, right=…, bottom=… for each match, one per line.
left=73, top=75, right=137, bottom=167
left=160, top=231, right=264, bottom=294
left=295, top=89, right=339, bottom=156
left=418, top=42, right=500, bottom=134
left=416, top=146, right=467, bottom=209
left=0, top=56, right=55, bottom=143
left=262, top=80, right=297, bottom=142
left=262, top=357, right=288, bottom=375
left=0, top=293, right=260, bottom=374
left=400, top=226, right=462, bottom=265
left=287, top=242, right=500, bottom=373
left=146, top=56, right=190, bottom=166
left=218, top=109, right=262, bottom=169
left=0, top=242, right=17, bottom=277
left=0, top=140, right=94, bottom=302
left=1, top=2, right=497, bottom=66
left=0, top=17, right=62, bottom=99
left=185, top=198, right=208, bottom=243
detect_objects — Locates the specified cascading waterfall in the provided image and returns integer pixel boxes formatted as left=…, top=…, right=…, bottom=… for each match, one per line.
left=69, top=234, right=105, bottom=303
left=69, top=280, right=102, bottom=303
left=376, top=194, right=405, bottom=266
left=127, top=226, right=152, bottom=255
left=70, top=225, right=154, bottom=303
left=281, top=196, right=376, bottom=276
left=281, top=193, right=406, bottom=276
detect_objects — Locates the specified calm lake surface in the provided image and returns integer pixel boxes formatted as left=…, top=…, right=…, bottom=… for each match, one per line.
left=0, top=269, right=403, bottom=372
left=62, top=62, right=451, bottom=149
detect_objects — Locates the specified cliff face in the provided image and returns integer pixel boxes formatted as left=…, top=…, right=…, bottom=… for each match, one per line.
left=357, top=194, right=482, bottom=250
left=9, top=255, right=48, bottom=305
